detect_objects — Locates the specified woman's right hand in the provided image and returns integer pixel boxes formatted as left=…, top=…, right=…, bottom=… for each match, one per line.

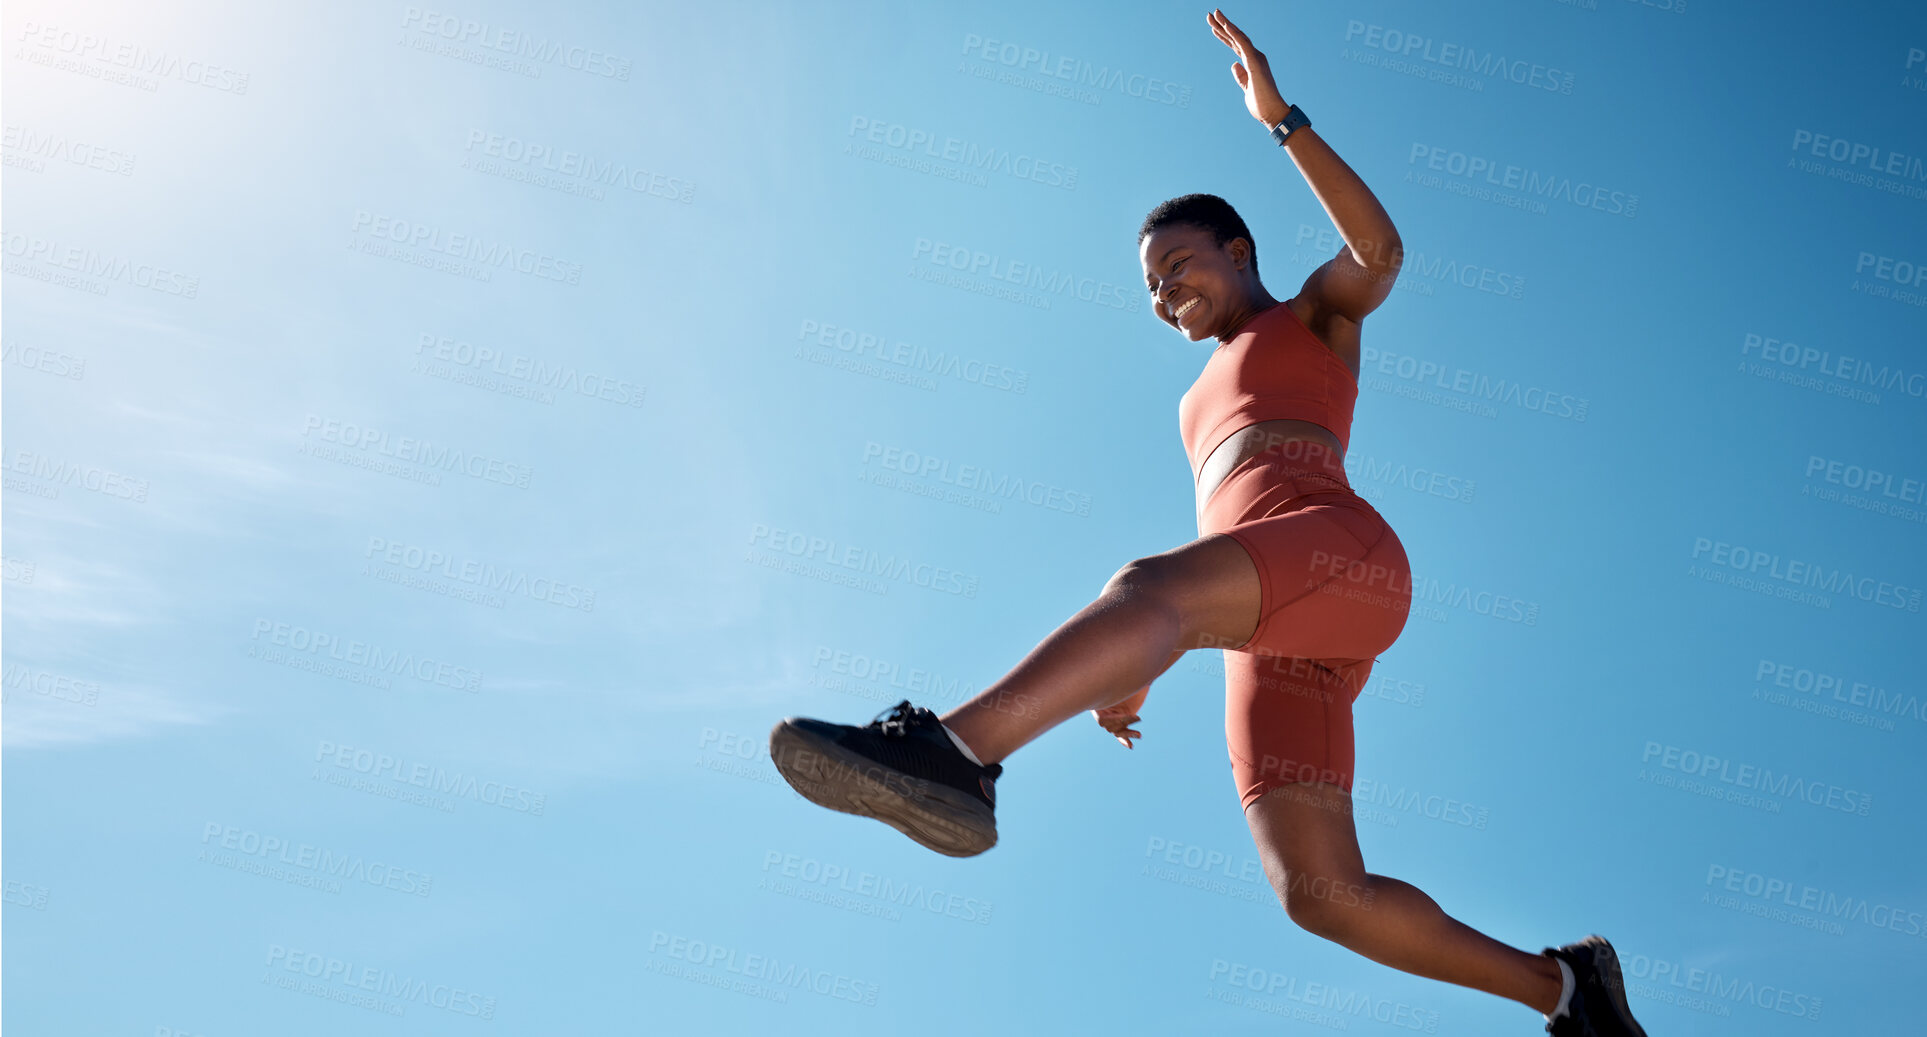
left=1093, top=690, right=1149, bottom=749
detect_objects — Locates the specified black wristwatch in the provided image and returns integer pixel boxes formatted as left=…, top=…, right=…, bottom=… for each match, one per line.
left=1270, top=104, right=1310, bottom=146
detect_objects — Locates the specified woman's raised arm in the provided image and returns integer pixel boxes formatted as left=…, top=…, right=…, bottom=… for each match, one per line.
left=1209, top=9, right=1404, bottom=323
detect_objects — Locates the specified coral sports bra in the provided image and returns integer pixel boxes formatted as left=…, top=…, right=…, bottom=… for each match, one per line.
left=1177, top=300, right=1359, bottom=477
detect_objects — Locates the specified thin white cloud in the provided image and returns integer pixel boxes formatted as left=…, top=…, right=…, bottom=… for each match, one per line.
left=2, top=678, right=222, bottom=749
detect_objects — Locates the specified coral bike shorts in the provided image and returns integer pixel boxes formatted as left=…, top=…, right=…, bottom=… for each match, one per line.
left=1196, top=438, right=1412, bottom=809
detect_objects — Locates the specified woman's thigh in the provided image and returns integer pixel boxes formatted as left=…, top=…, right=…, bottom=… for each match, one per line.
left=1204, top=495, right=1411, bottom=806
left=1138, top=498, right=1410, bottom=660
left=1226, top=653, right=1373, bottom=805
left=1121, top=532, right=1269, bottom=652
left=1214, top=499, right=1411, bottom=660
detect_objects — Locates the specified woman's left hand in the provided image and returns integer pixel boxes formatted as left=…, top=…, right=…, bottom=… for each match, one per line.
left=1208, top=9, right=1290, bottom=127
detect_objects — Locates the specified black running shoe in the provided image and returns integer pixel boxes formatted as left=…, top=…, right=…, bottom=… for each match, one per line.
left=1543, top=936, right=1649, bottom=1037
left=769, top=700, right=1001, bottom=858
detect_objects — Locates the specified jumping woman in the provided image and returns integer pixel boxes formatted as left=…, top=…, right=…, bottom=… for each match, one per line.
left=770, top=11, right=1647, bottom=1036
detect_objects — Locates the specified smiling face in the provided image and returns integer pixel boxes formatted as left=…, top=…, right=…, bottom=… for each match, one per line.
left=1139, top=223, right=1261, bottom=343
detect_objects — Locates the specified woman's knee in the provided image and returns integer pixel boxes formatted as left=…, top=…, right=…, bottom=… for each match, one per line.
left=1104, top=540, right=1258, bottom=646
left=1247, top=783, right=1374, bottom=942
left=1275, top=870, right=1376, bottom=942
left=1102, top=555, right=1180, bottom=602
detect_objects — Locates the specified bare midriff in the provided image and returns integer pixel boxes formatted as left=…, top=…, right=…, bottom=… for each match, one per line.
left=1194, top=419, right=1345, bottom=515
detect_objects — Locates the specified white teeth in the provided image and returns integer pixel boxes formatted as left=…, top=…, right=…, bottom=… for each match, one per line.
left=1173, top=297, right=1200, bottom=320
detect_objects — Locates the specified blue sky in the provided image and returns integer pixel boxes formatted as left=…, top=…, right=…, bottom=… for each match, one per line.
left=4, top=0, right=1924, bottom=1033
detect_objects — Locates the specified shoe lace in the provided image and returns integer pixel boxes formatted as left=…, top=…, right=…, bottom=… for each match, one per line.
left=869, top=699, right=923, bottom=737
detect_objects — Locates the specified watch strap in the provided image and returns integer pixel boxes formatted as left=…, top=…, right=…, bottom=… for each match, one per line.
left=1269, top=105, right=1310, bottom=146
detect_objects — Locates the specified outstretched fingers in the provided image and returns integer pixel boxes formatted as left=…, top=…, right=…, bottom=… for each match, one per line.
left=1208, top=12, right=1246, bottom=86
left=1207, top=10, right=1239, bottom=53
left=1209, top=10, right=1271, bottom=86
left=1211, top=10, right=1260, bottom=54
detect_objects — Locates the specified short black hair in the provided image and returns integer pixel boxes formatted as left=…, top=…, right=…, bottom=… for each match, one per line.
left=1138, top=193, right=1258, bottom=277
